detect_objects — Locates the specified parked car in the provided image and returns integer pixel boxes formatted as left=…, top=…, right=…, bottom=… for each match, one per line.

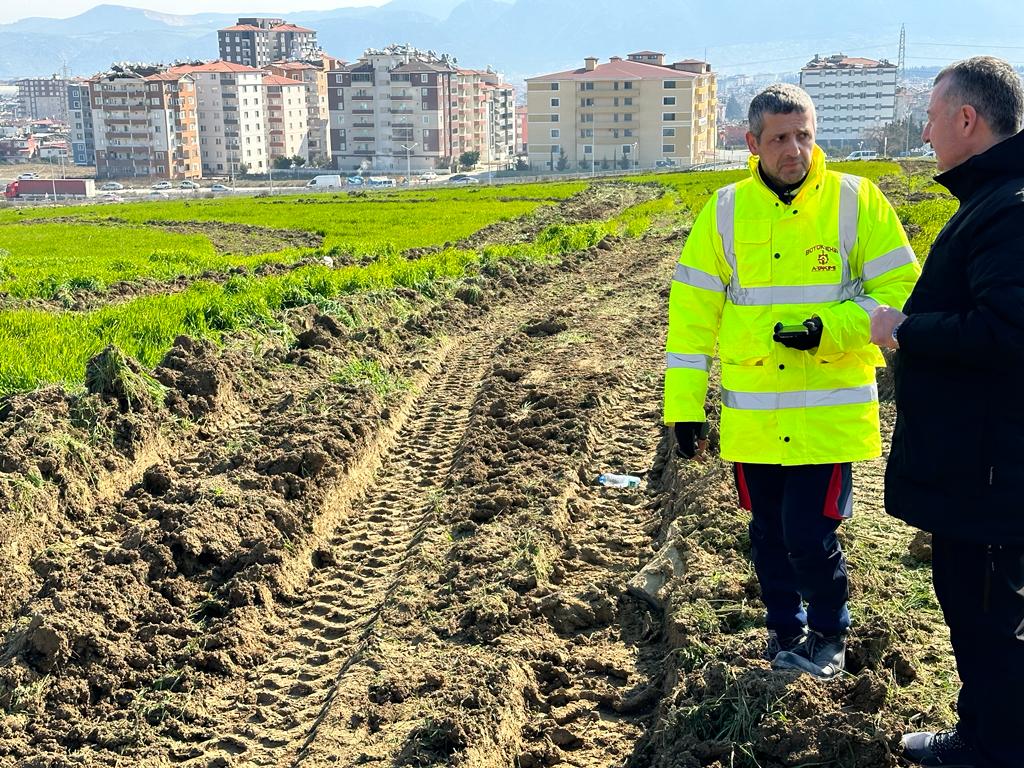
left=99, top=193, right=124, bottom=203
left=17, top=172, right=38, bottom=180
left=367, top=176, right=397, bottom=188
left=449, top=174, right=479, bottom=185
left=151, top=181, right=172, bottom=190
left=210, top=183, right=232, bottom=192
left=844, top=150, right=878, bottom=161
left=346, top=176, right=364, bottom=186
left=99, top=181, right=124, bottom=191
left=655, top=159, right=677, bottom=168
left=147, top=190, right=170, bottom=199
left=179, top=180, right=200, bottom=189
left=419, top=170, right=438, bottom=182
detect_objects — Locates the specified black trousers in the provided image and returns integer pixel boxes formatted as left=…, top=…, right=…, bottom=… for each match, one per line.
left=735, top=463, right=852, bottom=638
left=932, top=535, right=1024, bottom=768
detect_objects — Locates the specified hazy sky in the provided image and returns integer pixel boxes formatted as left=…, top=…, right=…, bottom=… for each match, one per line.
left=0, top=1, right=386, bottom=25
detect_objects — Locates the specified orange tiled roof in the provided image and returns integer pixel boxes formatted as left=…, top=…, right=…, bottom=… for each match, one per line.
left=167, top=61, right=264, bottom=75
left=264, top=75, right=306, bottom=86
left=270, top=24, right=314, bottom=33
left=220, top=24, right=263, bottom=32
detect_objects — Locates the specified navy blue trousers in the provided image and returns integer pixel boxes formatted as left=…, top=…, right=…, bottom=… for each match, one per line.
left=735, top=462, right=852, bottom=638
left=933, top=535, right=1024, bottom=768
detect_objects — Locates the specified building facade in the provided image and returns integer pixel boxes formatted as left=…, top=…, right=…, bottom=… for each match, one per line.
left=169, top=61, right=268, bottom=176
left=90, top=70, right=200, bottom=180
left=525, top=51, right=717, bottom=172
left=16, top=76, right=68, bottom=121
left=263, top=75, right=308, bottom=163
left=327, top=45, right=458, bottom=173
left=67, top=81, right=95, bottom=165
left=219, top=17, right=319, bottom=68
left=268, top=61, right=330, bottom=164
left=800, top=54, right=898, bottom=149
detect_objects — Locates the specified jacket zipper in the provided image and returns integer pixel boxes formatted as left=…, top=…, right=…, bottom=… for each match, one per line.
left=983, top=544, right=996, bottom=614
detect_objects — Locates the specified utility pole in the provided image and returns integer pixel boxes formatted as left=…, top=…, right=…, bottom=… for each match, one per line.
left=401, top=142, right=417, bottom=185
left=898, top=24, right=911, bottom=154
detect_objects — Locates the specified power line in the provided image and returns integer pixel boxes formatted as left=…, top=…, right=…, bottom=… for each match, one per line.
left=914, top=41, right=1024, bottom=50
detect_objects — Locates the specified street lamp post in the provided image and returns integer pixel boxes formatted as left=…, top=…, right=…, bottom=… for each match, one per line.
left=632, top=141, right=639, bottom=171
left=401, top=142, right=417, bottom=185
left=268, top=161, right=274, bottom=196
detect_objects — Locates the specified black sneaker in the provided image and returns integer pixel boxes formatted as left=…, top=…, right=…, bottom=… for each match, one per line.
left=901, top=728, right=978, bottom=767
left=771, top=630, right=846, bottom=679
left=765, top=628, right=807, bottom=661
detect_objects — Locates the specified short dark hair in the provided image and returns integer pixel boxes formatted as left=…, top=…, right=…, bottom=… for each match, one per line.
left=935, top=56, right=1024, bottom=138
left=747, top=84, right=815, bottom=139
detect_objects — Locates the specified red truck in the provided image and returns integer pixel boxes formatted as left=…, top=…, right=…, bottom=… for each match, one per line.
left=4, top=178, right=96, bottom=199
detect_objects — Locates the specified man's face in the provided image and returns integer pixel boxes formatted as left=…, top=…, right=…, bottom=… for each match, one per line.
left=746, top=109, right=815, bottom=186
left=923, top=78, right=968, bottom=172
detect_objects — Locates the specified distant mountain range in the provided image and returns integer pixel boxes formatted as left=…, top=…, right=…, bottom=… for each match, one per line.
left=1, top=1, right=1022, bottom=81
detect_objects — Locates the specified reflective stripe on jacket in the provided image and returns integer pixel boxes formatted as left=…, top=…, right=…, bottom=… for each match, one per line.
left=665, top=146, right=920, bottom=465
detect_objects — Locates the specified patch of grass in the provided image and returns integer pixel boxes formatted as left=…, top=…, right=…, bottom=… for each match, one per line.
left=331, top=358, right=408, bottom=400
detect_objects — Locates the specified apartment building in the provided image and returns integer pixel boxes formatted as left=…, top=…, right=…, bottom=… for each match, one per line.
left=67, top=81, right=95, bottom=165
left=327, top=45, right=458, bottom=172
left=219, top=17, right=319, bottom=69
left=800, top=54, right=897, bottom=149
left=525, top=51, right=717, bottom=171
left=516, top=105, right=528, bottom=154
left=263, top=75, right=308, bottom=162
left=455, top=69, right=516, bottom=165
left=90, top=69, right=200, bottom=180
left=327, top=44, right=517, bottom=172
left=16, top=76, right=68, bottom=120
left=169, top=61, right=268, bottom=176
left=268, top=61, right=330, bottom=164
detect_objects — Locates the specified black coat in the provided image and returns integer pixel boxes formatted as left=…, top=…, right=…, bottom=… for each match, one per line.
left=885, top=129, right=1024, bottom=544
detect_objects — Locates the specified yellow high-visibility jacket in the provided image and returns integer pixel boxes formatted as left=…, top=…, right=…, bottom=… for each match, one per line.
left=665, top=147, right=920, bottom=465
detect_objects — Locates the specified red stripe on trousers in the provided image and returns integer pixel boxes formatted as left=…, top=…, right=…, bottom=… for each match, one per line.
left=735, top=463, right=752, bottom=511
left=823, top=463, right=844, bottom=520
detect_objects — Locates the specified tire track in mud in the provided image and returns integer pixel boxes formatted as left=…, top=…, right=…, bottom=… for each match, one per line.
left=193, top=332, right=499, bottom=766
left=191, top=227, right=684, bottom=767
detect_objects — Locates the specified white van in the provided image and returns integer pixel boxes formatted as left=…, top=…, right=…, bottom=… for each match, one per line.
left=367, top=176, right=397, bottom=188
left=306, top=174, right=343, bottom=189
left=844, top=150, right=878, bottom=161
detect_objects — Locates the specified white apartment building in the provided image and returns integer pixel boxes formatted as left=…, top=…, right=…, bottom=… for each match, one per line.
left=263, top=75, right=308, bottom=162
left=218, top=18, right=319, bottom=69
left=800, top=54, right=898, bottom=149
left=169, top=61, right=268, bottom=176
left=268, top=61, right=331, bottom=164
left=526, top=52, right=717, bottom=171
left=455, top=69, right=516, bottom=166
left=16, top=76, right=68, bottom=121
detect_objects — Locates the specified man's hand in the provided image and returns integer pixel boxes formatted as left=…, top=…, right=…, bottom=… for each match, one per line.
left=774, top=317, right=823, bottom=351
left=870, top=305, right=907, bottom=350
left=674, top=422, right=709, bottom=460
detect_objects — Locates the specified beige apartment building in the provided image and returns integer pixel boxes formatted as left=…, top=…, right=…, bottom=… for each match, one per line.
left=455, top=69, right=516, bottom=165
left=90, top=70, right=200, bottom=180
left=267, top=61, right=330, bottom=164
left=169, top=61, right=268, bottom=176
left=263, top=75, right=309, bottom=162
left=526, top=51, right=717, bottom=171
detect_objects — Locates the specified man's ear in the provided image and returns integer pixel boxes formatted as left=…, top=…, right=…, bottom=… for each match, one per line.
left=961, top=104, right=978, bottom=135
left=745, top=131, right=759, bottom=155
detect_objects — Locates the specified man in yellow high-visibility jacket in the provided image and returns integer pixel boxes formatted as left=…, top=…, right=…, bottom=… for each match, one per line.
left=665, top=83, right=920, bottom=678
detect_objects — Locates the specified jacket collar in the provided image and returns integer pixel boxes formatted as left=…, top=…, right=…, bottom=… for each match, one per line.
left=747, top=143, right=827, bottom=205
left=935, top=129, right=1024, bottom=202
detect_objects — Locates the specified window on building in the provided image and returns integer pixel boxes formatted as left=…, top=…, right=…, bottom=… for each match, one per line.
left=624, top=113, right=632, bottom=122
left=550, top=129, right=560, bottom=138
left=584, top=144, right=593, bottom=154
left=551, top=97, right=559, bottom=107
left=551, top=114, right=558, bottom=122
left=663, top=96, right=676, bottom=106
left=623, top=82, right=633, bottom=90
left=624, top=128, right=633, bottom=137
left=551, top=83, right=559, bottom=91
left=663, top=112, right=676, bottom=121
left=624, top=97, right=633, bottom=106
left=664, top=80, right=676, bottom=89
left=421, top=74, right=429, bottom=83
left=662, top=127, right=675, bottom=137
left=581, top=82, right=594, bottom=91
left=662, top=144, right=675, bottom=152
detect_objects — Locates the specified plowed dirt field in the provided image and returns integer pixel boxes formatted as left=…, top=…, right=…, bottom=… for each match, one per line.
left=0, top=183, right=952, bottom=767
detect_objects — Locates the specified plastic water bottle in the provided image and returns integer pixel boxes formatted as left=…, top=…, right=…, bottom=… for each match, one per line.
left=597, top=473, right=641, bottom=489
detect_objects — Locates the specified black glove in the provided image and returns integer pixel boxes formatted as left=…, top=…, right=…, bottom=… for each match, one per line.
left=674, top=421, right=709, bottom=459
left=773, top=317, right=823, bottom=351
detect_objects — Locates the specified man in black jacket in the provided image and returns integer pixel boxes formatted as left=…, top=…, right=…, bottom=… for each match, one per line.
left=871, top=57, right=1024, bottom=768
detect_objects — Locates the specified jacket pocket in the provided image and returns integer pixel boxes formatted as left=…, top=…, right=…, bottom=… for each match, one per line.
left=734, top=219, right=773, bottom=287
